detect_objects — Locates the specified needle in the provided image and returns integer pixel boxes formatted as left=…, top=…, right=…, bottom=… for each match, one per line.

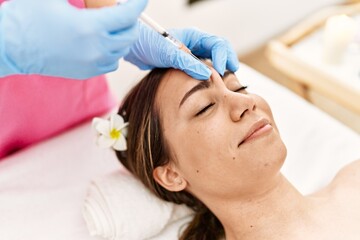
left=138, top=13, right=204, bottom=63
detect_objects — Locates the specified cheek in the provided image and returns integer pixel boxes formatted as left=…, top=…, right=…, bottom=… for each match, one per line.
left=171, top=120, right=234, bottom=175
left=255, top=95, right=272, bottom=115
left=177, top=124, right=223, bottom=161
left=254, top=95, right=280, bottom=130
left=179, top=113, right=231, bottom=152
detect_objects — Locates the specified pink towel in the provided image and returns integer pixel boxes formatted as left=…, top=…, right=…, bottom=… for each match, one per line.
left=0, top=0, right=116, bottom=159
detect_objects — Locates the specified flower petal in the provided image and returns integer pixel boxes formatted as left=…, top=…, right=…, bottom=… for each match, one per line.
left=111, top=114, right=125, bottom=130
left=97, top=135, right=116, bottom=148
left=120, top=122, right=129, bottom=137
left=113, top=135, right=127, bottom=151
left=95, top=120, right=111, bottom=137
left=92, top=117, right=103, bottom=130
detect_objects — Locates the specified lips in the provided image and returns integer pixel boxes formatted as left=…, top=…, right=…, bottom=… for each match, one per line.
left=238, top=118, right=272, bottom=147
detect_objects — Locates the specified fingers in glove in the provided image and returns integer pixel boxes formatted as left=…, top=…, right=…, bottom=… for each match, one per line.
left=90, top=0, right=147, bottom=32
left=171, top=50, right=211, bottom=80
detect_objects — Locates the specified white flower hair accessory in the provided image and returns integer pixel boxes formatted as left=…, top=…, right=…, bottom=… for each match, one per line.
left=92, top=113, right=129, bottom=151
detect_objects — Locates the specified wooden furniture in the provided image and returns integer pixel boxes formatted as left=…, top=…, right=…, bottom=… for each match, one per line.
left=267, top=3, right=360, bottom=132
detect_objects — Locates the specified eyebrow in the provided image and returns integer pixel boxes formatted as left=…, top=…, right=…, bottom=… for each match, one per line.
left=223, top=70, right=234, bottom=79
left=179, top=80, right=210, bottom=108
left=178, top=71, right=236, bottom=108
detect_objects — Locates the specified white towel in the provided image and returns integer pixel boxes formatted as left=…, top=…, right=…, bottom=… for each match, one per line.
left=82, top=170, right=192, bottom=240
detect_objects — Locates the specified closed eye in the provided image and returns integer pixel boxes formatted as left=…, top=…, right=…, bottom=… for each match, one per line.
left=233, top=86, right=248, bottom=92
left=195, top=86, right=247, bottom=117
left=195, top=103, right=215, bottom=116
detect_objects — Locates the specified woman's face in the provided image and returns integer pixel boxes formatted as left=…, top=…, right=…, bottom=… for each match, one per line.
left=155, top=67, right=286, bottom=201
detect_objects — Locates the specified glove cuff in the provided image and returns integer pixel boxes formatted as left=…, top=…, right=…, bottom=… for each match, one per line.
left=0, top=50, right=19, bottom=77
left=0, top=8, right=20, bottom=77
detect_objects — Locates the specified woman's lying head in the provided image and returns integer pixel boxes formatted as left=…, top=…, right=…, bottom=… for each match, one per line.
left=115, top=66, right=287, bottom=239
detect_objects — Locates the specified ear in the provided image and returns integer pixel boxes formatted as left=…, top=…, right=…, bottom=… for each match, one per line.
left=153, top=163, right=186, bottom=192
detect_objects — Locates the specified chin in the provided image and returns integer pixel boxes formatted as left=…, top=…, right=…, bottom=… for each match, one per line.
left=274, top=140, right=287, bottom=169
left=269, top=138, right=287, bottom=171
left=255, top=134, right=287, bottom=172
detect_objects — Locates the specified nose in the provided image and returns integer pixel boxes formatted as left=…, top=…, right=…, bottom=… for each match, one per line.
left=227, top=92, right=256, bottom=122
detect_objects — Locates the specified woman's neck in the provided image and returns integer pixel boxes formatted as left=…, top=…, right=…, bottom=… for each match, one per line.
left=210, top=174, right=313, bottom=240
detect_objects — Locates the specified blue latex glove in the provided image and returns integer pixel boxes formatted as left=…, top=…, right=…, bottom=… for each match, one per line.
left=0, top=0, right=147, bottom=79
left=124, top=23, right=240, bottom=80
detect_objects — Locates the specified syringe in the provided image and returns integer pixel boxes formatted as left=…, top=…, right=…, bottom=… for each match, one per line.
left=138, top=13, right=203, bottom=63
left=84, top=0, right=204, bottom=64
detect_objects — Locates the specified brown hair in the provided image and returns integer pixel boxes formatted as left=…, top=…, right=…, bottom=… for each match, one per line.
left=115, top=68, right=224, bottom=240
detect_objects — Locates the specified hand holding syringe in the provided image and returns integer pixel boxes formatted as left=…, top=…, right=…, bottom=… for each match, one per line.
left=84, top=0, right=240, bottom=79
left=85, top=0, right=204, bottom=64
left=137, top=13, right=203, bottom=62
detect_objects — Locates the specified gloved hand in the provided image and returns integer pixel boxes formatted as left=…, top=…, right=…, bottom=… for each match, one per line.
left=0, top=0, right=147, bottom=79
left=124, top=23, right=239, bottom=80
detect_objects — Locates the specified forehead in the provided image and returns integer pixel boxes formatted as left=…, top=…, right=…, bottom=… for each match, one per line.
left=155, top=69, right=199, bottom=112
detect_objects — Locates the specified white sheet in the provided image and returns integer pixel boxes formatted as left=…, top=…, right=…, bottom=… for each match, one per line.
left=0, top=63, right=359, bottom=240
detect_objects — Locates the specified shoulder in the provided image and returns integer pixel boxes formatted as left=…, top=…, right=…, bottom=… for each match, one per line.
left=330, top=159, right=360, bottom=195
